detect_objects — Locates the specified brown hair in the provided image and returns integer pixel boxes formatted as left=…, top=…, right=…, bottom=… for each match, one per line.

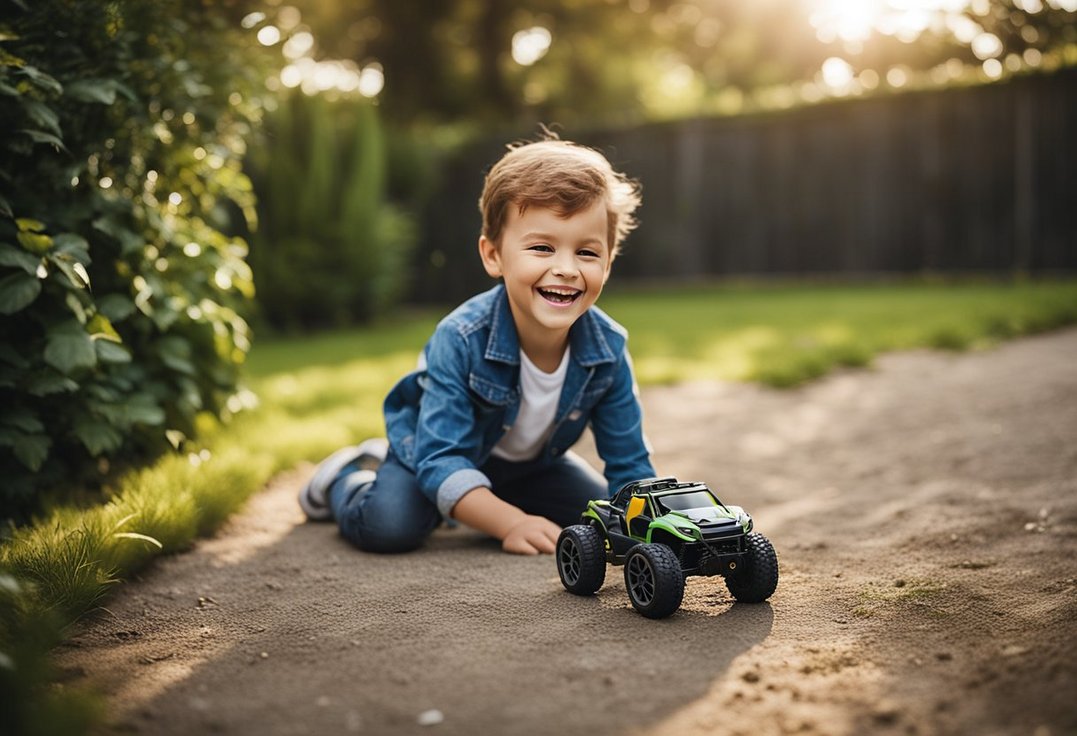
left=479, top=137, right=641, bottom=258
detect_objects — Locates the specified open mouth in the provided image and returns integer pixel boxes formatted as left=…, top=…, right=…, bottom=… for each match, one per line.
left=537, top=286, right=582, bottom=305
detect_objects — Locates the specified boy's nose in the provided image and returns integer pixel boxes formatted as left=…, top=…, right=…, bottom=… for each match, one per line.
left=550, top=258, right=579, bottom=279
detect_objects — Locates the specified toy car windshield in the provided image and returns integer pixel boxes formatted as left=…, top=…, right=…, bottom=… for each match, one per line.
left=654, top=490, right=720, bottom=514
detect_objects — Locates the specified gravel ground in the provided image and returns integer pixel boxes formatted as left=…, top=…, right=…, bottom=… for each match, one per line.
left=55, top=329, right=1077, bottom=736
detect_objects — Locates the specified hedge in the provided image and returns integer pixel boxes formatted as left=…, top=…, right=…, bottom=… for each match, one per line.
left=0, top=0, right=269, bottom=520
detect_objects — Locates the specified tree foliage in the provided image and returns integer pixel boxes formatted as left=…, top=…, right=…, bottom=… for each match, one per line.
left=0, top=0, right=269, bottom=519
left=265, top=0, right=1076, bottom=126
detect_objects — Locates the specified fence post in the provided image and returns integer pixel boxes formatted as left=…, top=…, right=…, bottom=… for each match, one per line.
left=1014, top=83, right=1034, bottom=273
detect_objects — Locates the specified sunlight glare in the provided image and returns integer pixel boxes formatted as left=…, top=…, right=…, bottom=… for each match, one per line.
left=810, top=0, right=883, bottom=42
left=982, top=58, right=1003, bottom=78
left=886, top=65, right=910, bottom=87
left=821, top=57, right=856, bottom=88
left=512, top=26, right=552, bottom=66
left=946, top=14, right=982, bottom=44
left=971, top=32, right=1003, bottom=59
left=282, top=31, right=314, bottom=60
left=809, top=0, right=985, bottom=46
left=358, top=65, right=385, bottom=97
left=257, top=26, right=281, bottom=46
left=241, top=12, right=266, bottom=30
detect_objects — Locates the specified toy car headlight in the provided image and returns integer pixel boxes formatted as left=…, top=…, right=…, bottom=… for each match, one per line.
left=734, top=510, right=752, bottom=530
left=676, top=526, right=696, bottom=536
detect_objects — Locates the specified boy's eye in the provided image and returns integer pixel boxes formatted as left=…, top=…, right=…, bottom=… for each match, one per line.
left=528, top=244, right=553, bottom=252
left=578, top=248, right=600, bottom=258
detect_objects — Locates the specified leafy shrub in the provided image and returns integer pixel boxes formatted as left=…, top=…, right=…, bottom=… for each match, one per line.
left=0, top=1, right=268, bottom=519
left=247, top=93, right=416, bottom=330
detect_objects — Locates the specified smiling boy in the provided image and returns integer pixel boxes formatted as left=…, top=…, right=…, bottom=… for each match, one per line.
left=299, top=136, right=655, bottom=554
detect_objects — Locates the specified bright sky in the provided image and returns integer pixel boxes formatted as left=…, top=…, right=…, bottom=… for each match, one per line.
left=807, top=0, right=975, bottom=43
left=807, top=0, right=1077, bottom=44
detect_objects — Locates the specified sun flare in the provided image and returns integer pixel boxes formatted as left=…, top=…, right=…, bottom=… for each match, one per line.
left=809, top=0, right=885, bottom=42
left=807, top=0, right=976, bottom=44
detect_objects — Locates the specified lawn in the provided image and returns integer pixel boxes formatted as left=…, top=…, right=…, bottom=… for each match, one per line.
left=249, top=278, right=1077, bottom=387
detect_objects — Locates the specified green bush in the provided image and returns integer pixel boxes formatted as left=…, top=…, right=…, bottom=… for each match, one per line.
left=247, top=93, right=416, bottom=330
left=0, top=1, right=268, bottom=520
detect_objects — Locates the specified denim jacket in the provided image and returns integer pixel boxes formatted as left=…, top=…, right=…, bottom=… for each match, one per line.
left=383, top=285, right=654, bottom=517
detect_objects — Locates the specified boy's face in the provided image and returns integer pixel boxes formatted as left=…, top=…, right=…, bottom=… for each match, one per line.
left=479, top=199, right=612, bottom=349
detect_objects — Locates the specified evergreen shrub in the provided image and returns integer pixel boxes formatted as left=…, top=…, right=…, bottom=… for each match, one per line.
left=247, top=93, right=417, bottom=330
left=0, top=1, right=268, bottom=519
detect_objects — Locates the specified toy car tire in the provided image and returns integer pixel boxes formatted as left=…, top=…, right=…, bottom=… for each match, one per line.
left=724, top=532, right=779, bottom=603
left=557, top=525, right=607, bottom=596
left=623, top=543, right=685, bottom=619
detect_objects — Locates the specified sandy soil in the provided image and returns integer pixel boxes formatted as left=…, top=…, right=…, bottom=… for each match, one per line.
left=55, top=329, right=1077, bottom=736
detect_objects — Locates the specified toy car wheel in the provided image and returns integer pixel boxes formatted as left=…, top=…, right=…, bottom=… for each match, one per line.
left=623, top=543, right=685, bottom=619
left=557, top=525, right=606, bottom=596
left=725, top=532, right=779, bottom=603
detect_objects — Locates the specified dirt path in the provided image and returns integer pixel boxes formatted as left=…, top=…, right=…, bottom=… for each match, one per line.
left=56, top=330, right=1077, bottom=736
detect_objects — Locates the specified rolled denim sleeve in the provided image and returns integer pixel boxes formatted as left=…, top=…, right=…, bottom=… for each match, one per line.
left=590, top=350, right=655, bottom=496
left=413, top=324, right=491, bottom=517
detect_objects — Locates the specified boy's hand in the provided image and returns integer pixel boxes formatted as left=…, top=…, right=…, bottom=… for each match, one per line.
left=501, top=515, right=561, bottom=555
left=450, top=486, right=561, bottom=555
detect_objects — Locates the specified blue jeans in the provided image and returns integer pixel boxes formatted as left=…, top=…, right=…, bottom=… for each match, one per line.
left=328, top=449, right=607, bottom=553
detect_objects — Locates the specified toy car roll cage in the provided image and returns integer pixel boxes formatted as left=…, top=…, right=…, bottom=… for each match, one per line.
left=595, top=477, right=749, bottom=575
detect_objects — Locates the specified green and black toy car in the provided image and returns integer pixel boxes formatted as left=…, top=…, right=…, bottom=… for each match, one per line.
left=556, top=477, right=779, bottom=618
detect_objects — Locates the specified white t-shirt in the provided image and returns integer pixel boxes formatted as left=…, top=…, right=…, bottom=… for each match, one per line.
left=491, top=347, right=570, bottom=462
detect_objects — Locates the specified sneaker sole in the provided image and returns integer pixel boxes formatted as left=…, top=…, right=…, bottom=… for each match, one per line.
left=298, top=443, right=380, bottom=521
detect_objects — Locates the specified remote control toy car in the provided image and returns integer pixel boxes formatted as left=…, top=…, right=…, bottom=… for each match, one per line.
left=556, top=477, right=778, bottom=618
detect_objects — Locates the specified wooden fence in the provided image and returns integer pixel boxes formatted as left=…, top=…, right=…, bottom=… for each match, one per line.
left=410, top=69, right=1077, bottom=304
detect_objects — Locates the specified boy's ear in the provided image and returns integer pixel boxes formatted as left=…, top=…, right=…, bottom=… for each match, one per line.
left=478, top=235, right=502, bottom=279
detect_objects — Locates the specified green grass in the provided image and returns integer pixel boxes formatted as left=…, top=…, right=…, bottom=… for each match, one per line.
left=2, top=277, right=1076, bottom=734
left=600, top=278, right=1077, bottom=386
left=249, top=278, right=1077, bottom=388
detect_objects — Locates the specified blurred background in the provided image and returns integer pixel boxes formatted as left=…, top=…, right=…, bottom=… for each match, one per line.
left=237, top=0, right=1077, bottom=316
left=1, top=0, right=1075, bottom=511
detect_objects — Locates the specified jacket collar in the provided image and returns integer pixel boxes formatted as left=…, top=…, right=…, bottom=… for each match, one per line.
left=484, top=284, right=616, bottom=367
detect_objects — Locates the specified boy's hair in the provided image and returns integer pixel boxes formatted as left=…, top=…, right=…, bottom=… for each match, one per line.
left=479, top=136, right=641, bottom=259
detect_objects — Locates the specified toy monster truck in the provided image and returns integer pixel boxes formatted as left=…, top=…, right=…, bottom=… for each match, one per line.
left=556, top=477, right=778, bottom=618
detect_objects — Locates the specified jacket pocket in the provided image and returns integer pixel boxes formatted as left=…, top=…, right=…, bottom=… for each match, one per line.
left=468, top=372, right=516, bottom=407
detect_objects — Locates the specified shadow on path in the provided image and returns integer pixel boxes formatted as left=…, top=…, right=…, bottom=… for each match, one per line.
left=59, top=502, right=774, bottom=736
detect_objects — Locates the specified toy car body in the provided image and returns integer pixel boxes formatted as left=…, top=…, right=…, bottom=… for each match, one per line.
left=556, top=477, right=779, bottom=618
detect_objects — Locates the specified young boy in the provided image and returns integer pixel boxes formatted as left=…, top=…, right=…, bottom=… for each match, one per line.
left=299, top=137, right=655, bottom=555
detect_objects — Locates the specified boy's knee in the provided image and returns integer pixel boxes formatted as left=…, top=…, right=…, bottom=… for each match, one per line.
left=340, top=507, right=436, bottom=554
left=348, top=523, right=428, bottom=554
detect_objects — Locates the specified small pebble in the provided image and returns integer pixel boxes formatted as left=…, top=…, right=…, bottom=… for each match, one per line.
left=260, top=651, right=269, bottom=659
left=417, top=709, right=444, bottom=726
left=873, top=700, right=899, bottom=725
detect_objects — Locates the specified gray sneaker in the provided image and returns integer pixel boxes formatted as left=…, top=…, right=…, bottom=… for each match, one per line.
left=298, top=438, right=388, bottom=521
